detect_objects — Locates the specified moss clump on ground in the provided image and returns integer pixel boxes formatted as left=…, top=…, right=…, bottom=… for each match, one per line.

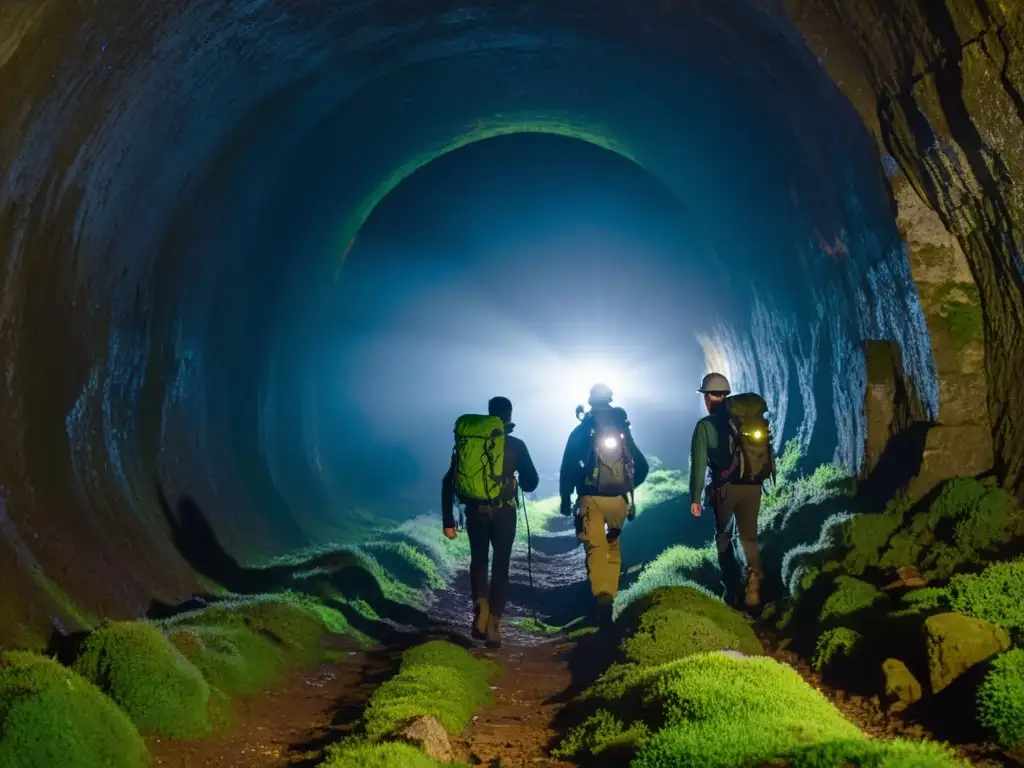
left=359, top=640, right=498, bottom=742
left=615, top=546, right=721, bottom=611
left=976, top=647, right=1024, bottom=748
left=813, top=627, right=862, bottom=671
left=168, top=624, right=284, bottom=696
left=73, top=620, right=213, bottom=739
left=321, top=740, right=463, bottom=768
left=0, top=651, right=151, bottom=767
left=558, top=651, right=965, bottom=767
left=618, top=586, right=762, bottom=667
left=166, top=592, right=330, bottom=668
left=818, top=575, right=888, bottom=626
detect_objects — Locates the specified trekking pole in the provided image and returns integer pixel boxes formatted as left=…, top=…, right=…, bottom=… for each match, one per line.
left=518, top=486, right=539, bottom=623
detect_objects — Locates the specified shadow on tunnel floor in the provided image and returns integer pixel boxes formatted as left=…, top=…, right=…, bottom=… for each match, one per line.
left=152, top=483, right=441, bottom=633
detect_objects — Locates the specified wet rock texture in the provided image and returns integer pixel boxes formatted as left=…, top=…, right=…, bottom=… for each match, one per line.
left=786, top=0, right=1024, bottom=499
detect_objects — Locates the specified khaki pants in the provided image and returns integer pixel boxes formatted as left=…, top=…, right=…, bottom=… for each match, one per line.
left=577, top=494, right=630, bottom=599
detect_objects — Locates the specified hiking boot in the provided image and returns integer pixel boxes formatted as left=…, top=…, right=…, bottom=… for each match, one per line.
left=485, top=615, right=502, bottom=649
left=472, top=598, right=489, bottom=641
left=744, top=570, right=762, bottom=608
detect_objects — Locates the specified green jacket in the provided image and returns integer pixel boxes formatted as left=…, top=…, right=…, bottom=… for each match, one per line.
left=688, top=413, right=733, bottom=501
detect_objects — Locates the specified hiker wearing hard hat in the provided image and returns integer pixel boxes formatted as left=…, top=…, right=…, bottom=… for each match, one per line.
left=559, top=384, right=650, bottom=629
left=689, top=373, right=775, bottom=609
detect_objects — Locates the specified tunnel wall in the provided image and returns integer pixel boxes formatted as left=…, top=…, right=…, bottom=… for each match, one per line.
left=0, top=0, right=956, bottom=645
left=785, top=0, right=1024, bottom=499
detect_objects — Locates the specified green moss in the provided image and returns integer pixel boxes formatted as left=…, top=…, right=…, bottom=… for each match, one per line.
left=360, top=641, right=498, bottom=742
left=615, top=546, right=720, bottom=612
left=819, top=576, right=887, bottom=626
left=552, top=708, right=650, bottom=760
left=934, top=281, right=983, bottom=349
left=168, top=624, right=284, bottom=695
left=841, top=502, right=906, bottom=575
left=166, top=592, right=329, bottom=668
left=361, top=541, right=446, bottom=590
left=813, top=627, right=863, bottom=671
left=785, top=737, right=967, bottom=767
left=977, top=647, right=1024, bottom=748
left=0, top=651, right=151, bottom=767
left=948, top=558, right=1024, bottom=640
left=914, top=243, right=954, bottom=269
left=72, top=621, right=212, bottom=739
left=618, top=587, right=763, bottom=666
left=586, top=653, right=864, bottom=768
left=321, top=740, right=459, bottom=767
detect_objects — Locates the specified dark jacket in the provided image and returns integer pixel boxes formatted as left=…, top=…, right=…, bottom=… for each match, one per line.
left=688, top=409, right=734, bottom=502
left=441, top=424, right=539, bottom=528
left=559, top=406, right=649, bottom=505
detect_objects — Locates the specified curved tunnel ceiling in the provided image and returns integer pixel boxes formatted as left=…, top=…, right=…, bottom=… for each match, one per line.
left=0, top=0, right=942, bottom=632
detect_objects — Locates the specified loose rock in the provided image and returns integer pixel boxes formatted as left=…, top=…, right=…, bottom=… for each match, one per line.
left=924, top=612, right=1011, bottom=694
left=882, top=658, right=922, bottom=712
left=396, top=715, right=453, bottom=762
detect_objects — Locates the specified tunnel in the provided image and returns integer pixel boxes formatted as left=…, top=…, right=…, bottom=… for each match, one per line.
left=2, top=1, right=1024, bottom=763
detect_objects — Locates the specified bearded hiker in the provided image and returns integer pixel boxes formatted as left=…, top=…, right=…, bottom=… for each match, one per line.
left=688, top=372, right=776, bottom=609
left=442, top=396, right=539, bottom=648
left=559, top=383, right=649, bottom=629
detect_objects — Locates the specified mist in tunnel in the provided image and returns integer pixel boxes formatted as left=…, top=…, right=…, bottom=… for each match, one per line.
left=0, top=0, right=939, bottom=622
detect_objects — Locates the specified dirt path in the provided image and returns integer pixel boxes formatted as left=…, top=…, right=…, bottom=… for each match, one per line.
left=147, top=647, right=392, bottom=768
left=455, top=641, right=579, bottom=768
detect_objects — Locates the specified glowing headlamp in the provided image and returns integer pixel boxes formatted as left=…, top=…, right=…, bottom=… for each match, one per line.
left=602, top=436, right=620, bottom=450
left=751, top=429, right=764, bottom=440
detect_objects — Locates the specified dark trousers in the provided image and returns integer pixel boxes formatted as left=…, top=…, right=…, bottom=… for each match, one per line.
left=465, top=503, right=517, bottom=617
left=709, top=483, right=762, bottom=595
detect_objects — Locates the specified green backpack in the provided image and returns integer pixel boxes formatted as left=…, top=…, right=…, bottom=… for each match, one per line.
left=721, top=393, right=776, bottom=484
left=451, top=414, right=509, bottom=505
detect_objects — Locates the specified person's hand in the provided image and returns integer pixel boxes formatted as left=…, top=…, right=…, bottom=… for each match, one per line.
left=690, top=502, right=702, bottom=518
left=560, top=499, right=573, bottom=517
left=443, top=527, right=458, bottom=540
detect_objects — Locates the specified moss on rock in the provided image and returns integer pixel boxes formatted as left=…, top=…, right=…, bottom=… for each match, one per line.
left=924, top=612, right=1011, bottom=694
left=0, top=651, right=151, bottom=767
left=72, top=621, right=212, bottom=739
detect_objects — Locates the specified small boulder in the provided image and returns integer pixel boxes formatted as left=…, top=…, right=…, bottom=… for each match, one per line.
left=882, top=565, right=929, bottom=591
left=881, top=658, right=922, bottom=712
left=396, top=715, right=453, bottom=762
left=924, top=612, right=1011, bottom=694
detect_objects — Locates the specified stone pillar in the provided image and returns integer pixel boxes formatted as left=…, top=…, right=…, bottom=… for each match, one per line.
left=893, top=179, right=994, bottom=498
left=860, top=340, right=927, bottom=482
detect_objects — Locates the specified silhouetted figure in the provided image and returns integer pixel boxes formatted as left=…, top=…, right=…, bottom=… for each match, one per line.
left=442, top=396, right=539, bottom=648
left=559, top=383, right=649, bottom=630
left=689, top=372, right=776, bottom=609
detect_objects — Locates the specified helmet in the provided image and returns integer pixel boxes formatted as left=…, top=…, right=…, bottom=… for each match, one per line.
left=698, top=372, right=731, bottom=395
left=588, top=383, right=614, bottom=406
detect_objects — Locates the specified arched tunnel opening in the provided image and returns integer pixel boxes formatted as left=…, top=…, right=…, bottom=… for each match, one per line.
left=2, top=1, right=1024, bottom=766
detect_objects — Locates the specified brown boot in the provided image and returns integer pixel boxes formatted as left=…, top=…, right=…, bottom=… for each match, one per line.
left=744, top=570, right=762, bottom=608
left=472, top=599, right=489, bottom=641
left=485, top=615, right=502, bottom=649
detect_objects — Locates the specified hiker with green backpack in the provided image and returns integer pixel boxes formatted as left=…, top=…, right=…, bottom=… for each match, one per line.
left=442, top=396, right=538, bottom=648
left=689, top=372, right=776, bottom=609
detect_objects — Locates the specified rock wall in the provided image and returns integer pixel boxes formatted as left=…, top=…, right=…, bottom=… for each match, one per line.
left=785, top=0, right=1024, bottom=500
